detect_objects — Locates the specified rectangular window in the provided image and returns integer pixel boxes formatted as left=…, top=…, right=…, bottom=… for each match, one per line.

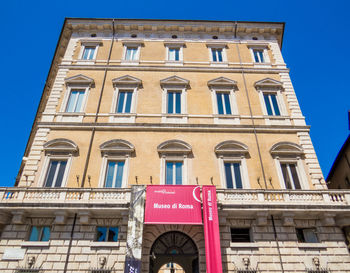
left=216, top=93, right=232, bottom=114
left=96, top=226, right=119, bottom=242
left=104, top=161, right=125, bottom=188
left=296, top=228, right=318, bottom=243
left=168, top=48, right=180, bottom=61
left=167, top=91, right=181, bottom=114
left=166, top=162, right=183, bottom=185
left=29, top=226, right=50, bottom=242
left=44, top=160, right=67, bottom=187
left=231, top=228, right=251, bottom=242
left=263, top=93, right=280, bottom=116
left=116, top=91, right=133, bottom=113
left=66, top=90, right=85, bottom=112
left=253, top=49, right=265, bottom=63
left=224, top=162, right=243, bottom=189
left=82, top=46, right=96, bottom=60
left=281, top=163, right=301, bottom=189
left=211, top=48, right=223, bottom=62
left=125, top=47, right=138, bottom=61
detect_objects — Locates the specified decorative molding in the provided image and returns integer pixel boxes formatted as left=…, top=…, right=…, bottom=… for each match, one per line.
left=112, top=75, right=142, bottom=87
left=157, top=139, right=192, bottom=155
left=215, top=140, right=249, bottom=156
left=270, top=141, right=303, bottom=156
left=43, top=138, right=79, bottom=154
left=254, top=78, right=284, bottom=90
left=160, top=75, right=189, bottom=87
left=208, top=77, right=238, bottom=89
left=99, top=139, right=135, bottom=155
left=65, top=74, right=95, bottom=86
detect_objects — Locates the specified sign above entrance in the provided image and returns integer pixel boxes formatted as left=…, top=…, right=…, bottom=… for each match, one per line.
left=144, top=185, right=202, bottom=225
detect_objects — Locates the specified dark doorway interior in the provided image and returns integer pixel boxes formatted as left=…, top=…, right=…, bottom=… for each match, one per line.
left=149, top=231, right=199, bottom=273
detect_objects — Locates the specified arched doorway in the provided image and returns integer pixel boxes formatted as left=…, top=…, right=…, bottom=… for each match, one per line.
left=149, top=231, right=199, bottom=273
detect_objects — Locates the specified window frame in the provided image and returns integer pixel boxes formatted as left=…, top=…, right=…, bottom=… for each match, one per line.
left=296, top=228, right=319, bottom=243
left=99, top=155, right=129, bottom=188
left=215, top=141, right=250, bottom=189
left=248, top=44, right=270, bottom=65
left=270, top=142, right=309, bottom=190
left=161, top=156, right=188, bottom=185
left=39, top=155, right=72, bottom=188
left=164, top=42, right=185, bottom=65
left=98, top=139, right=135, bottom=188
left=110, top=75, right=142, bottom=123
left=43, top=159, right=69, bottom=188
left=160, top=76, right=189, bottom=124
left=77, top=40, right=102, bottom=63
left=95, top=226, right=119, bottom=242
left=230, top=227, right=252, bottom=243
left=207, top=43, right=228, bottom=66
left=28, top=226, right=51, bottom=242
left=165, top=160, right=184, bottom=185
left=122, top=41, right=143, bottom=64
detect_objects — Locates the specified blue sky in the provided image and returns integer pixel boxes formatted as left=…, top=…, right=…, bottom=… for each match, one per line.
left=0, top=0, right=349, bottom=187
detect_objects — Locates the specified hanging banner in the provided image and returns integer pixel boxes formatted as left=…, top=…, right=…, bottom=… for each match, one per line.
left=144, top=185, right=202, bottom=225
left=203, top=186, right=223, bottom=273
left=124, top=185, right=145, bottom=273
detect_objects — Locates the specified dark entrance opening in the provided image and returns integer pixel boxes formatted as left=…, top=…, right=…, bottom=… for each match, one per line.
left=149, top=231, right=199, bottom=273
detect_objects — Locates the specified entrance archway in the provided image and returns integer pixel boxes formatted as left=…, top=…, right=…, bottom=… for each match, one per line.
left=149, top=231, right=199, bottom=273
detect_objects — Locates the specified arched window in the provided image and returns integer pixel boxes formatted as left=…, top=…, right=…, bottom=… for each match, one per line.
left=39, top=139, right=79, bottom=187
left=270, top=142, right=308, bottom=190
left=98, top=139, right=135, bottom=188
left=157, top=140, right=192, bottom=185
left=215, top=141, right=250, bottom=189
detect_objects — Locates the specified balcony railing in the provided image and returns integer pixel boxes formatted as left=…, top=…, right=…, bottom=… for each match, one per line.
left=0, top=187, right=131, bottom=205
left=0, top=187, right=349, bottom=208
left=216, top=189, right=350, bottom=207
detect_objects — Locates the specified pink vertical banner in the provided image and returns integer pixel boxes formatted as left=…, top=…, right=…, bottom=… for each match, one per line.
left=202, top=185, right=223, bottom=273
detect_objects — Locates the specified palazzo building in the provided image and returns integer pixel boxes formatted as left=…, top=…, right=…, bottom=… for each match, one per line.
left=0, top=18, right=350, bottom=273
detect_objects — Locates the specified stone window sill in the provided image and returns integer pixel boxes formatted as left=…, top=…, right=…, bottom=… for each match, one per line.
left=21, top=241, right=50, bottom=248
left=90, top=241, right=120, bottom=248
left=297, top=243, right=327, bottom=249
left=230, top=242, right=259, bottom=248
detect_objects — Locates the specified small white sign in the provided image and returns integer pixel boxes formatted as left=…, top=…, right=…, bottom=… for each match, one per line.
left=2, top=248, right=25, bottom=260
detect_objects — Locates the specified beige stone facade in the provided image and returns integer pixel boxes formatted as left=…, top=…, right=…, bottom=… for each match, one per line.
left=0, top=18, right=349, bottom=273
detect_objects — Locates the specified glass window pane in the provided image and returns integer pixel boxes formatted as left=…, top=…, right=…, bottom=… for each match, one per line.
left=303, top=229, right=318, bottom=243
left=253, top=50, right=259, bottom=62
left=108, top=227, right=119, bottom=242
left=169, top=48, right=175, bottom=60
left=45, top=161, right=58, bottom=187
left=175, top=162, right=182, bottom=185
left=258, top=51, right=264, bottom=62
left=166, top=162, right=173, bottom=184
left=115, top=161, right=124, bottom=188
left=223, top=93, right=231, bottom=114
left=117, top=92, right=125, bottom=113
left=175, top=49, right=179, bottom=61
left=97, top=227, right=107, bottom=241
left=290, top=164, right=301, bottom=189
left=270, top=94, right=280, bottom=116
left=124, top=92, right=133, bottom=113
left=216, top=93, right=224, bottom=114
left=126, top=48, right=132, bottom=60
left=233, top=163, right=242, bottom=189
left=41, top=227, right=50, bottom=241
left=264, top=94, right=273, bottom=115
left=54, top=161, right=67, bottom=187
left=281, top=163, right=292, bottom=189
left=175, top=92, right=181, bottom=114
left=105, top=161, right=116, bottom=188
left=29, top=226, right=39, bottom=241
left=167, top=92, right=174, bottom=114
left=212, top=49, right=217, bottom=62
left=66, top=91, right=77, bottom=112
left=224, top=163, right=233, bottom=189
left=74, top=91, right=85, bottom=112
left=218, top=49, right=223, bottom=62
